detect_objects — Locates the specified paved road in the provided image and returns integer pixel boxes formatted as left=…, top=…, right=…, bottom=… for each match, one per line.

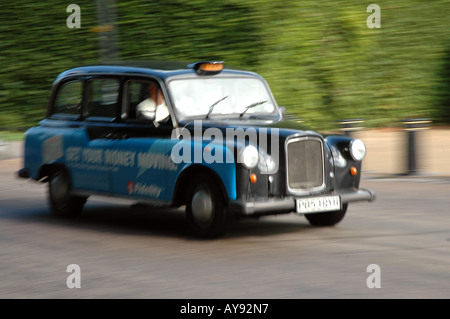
left=1, top=158, right=449, bottom=299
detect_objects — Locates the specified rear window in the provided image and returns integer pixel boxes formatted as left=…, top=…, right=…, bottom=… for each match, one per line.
left=53, top=80, right=83, bottom=117
left=85, top=78, right=120, bottom=119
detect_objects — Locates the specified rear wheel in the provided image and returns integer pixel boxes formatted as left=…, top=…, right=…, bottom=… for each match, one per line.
left=48, top=168, right=87, bottom=217
left=186, top=174, right=229, bottom=238
left=304, top=204, right=348, bottom=226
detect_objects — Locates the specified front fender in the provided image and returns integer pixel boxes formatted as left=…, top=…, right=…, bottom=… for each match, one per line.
left=325, top=135, right=364, bottom=190
left=168, top=139, right=237, bottom=200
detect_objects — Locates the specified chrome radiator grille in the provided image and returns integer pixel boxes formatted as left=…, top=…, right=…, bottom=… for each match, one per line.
left=286, top=137, right=324, bottom=192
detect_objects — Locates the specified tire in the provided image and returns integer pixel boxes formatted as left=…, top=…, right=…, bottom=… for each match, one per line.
left=48, top=168, right=87, bottom=217
left=304, top=204, right=348, bottom=226
left=186, top=173, right=229, bottom=238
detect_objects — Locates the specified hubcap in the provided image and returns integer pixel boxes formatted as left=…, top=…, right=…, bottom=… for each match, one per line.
left=191, top=188, right=214, bottom=225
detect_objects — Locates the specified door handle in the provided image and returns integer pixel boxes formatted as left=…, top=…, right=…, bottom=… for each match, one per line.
left=105, top=132, right=128, bottom=140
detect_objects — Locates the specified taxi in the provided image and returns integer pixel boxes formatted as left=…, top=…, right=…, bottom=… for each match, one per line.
left=18, top=61, right=376, bottom=237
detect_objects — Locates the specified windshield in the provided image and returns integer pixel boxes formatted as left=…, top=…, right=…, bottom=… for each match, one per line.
left=168, top=77, right=278, bottom=120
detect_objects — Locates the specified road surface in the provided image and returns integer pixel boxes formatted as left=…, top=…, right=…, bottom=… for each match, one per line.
left=0, top=158, right=449, bottom=299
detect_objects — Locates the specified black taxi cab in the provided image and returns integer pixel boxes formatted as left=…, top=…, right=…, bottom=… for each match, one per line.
left=18, top=61, right=376, bottom=237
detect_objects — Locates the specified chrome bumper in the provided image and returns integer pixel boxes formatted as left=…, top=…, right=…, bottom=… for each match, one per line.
left=228, top=188, right=376, bottom=215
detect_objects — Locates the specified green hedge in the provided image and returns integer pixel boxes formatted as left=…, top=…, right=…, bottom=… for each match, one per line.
left=1, top=0, right=449, bottom=132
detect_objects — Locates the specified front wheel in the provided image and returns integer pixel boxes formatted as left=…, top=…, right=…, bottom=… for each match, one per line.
left=304, top=204, right=348, bottom=226
left=186, top=174, right=230, bottom=238
left=48, top=168, right=87, bottom=217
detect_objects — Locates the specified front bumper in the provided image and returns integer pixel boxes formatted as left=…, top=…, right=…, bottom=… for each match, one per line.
left=228, top=188, right=376, bottom=216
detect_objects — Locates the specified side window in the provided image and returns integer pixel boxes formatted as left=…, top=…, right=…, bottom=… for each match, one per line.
left=122, top=80, right=146, bottom=119
left=53, top=80, right=83, bottom=116
left=85, top=78, right=120, bottom=119
left=122, top=79, right=170, bottom=124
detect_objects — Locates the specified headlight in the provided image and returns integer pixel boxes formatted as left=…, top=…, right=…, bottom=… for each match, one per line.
left=349, top=139, right=366, bottom=161
left=239, top=145, right=259, bottom=169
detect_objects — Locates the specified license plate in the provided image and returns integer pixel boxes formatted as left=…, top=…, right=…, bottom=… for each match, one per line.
left=296, top=195, right=341, bottom=214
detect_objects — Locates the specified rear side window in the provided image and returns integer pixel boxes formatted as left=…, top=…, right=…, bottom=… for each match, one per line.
left=85, top=78, right=120, bottom=119
left=53, top=80, right=83, bottom=116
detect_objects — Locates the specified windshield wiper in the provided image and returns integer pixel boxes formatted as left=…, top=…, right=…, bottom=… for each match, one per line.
left=239, top=100, right=267, bottom=118
left=205, top=96, right=228, bottom=119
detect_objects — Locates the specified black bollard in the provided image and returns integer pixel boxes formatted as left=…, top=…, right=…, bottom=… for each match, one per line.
left=402, top=119, right=431, bottom=175
left=338, top=119, right=364, bottom=137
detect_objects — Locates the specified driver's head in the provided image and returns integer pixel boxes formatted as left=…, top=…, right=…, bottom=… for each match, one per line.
left=148, top=82, right=164, bottom=105
left=148, top=82, right=158, bottom=98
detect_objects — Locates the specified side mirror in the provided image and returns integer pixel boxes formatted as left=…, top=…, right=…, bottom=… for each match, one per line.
left=279, top=106, right=286, bottom=117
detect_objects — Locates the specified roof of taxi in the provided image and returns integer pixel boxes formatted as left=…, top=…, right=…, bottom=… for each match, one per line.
left=54, top=61, right=257, bottom=83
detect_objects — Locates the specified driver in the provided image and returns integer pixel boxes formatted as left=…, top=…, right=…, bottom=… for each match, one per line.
left=137, top=82, right=169, bottom=123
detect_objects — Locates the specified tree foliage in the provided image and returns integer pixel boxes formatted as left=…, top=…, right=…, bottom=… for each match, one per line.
left=1, top=0, right=449, bottom=131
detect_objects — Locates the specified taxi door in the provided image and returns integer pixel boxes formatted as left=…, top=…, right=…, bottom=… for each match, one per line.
left=65, top=77, right=121, bottom=194
left=107, top=78, right=175, bottom=203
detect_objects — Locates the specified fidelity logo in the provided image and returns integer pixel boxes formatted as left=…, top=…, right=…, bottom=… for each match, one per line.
left=127, top=181, right=135, bottom=194
left=127, top=181, right=163, bottom=198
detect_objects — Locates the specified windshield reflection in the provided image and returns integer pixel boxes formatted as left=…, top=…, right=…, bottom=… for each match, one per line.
left=168, top=77, right=277, bottom=120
